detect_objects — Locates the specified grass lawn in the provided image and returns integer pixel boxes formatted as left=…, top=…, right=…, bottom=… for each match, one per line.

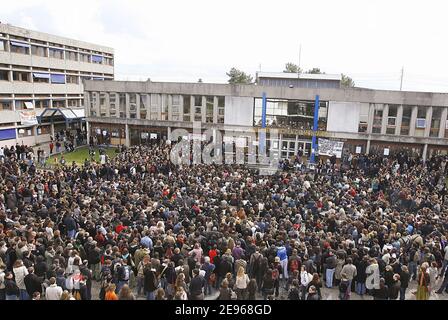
left=46, top=146, right=117, bottom=166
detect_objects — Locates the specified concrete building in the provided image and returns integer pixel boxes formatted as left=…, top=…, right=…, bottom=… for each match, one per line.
left=256, top=72, right=341, bottom=89
left=84, top=80, right=448, bottom=162
left=0, top=23, right=114, bottom=147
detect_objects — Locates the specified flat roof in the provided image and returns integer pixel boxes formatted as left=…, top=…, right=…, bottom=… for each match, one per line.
left=257, top=71, right=341, bottom=81
left=0, top=23, right=114, bottom=54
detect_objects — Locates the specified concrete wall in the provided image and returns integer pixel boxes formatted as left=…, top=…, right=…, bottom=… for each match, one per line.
left=84, top=80, right=448, bottom=107
left=327, top=101, right=360, bottom=133
left=224, top=96, right=253, bottom=126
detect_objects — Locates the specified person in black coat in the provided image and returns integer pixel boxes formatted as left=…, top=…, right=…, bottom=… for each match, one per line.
left=388, top=274, right=401, bottom=300
left=143, top=264, right=159, bottom=300
left=373, top=278, right=389, bottom=300
left=399, top=266, right=410, bottom=300
left=24, top=267, right=42, bottom=297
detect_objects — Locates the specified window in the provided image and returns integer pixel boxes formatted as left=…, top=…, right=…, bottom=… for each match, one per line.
left=372, top=104, right=383, bottom=134
left=66, top=75, right=79, bottom=84
left=430, top=107, right=443, bottom=137
left=33, top=73, right=50, bottom=83
left=31, top=45, right=47, bottom=57
left=358, top=103, right=369, bottom=133
left=67, top=100, right=79, bottom=107
left=49, top=48, right=64, bottom=59
left=119, top=93, right=126, bottom=118
left=34, top=100, right=49, bottom=109
left=15, top=100, right=31, bottom=110
left=0, top=70, right=9, bottom=81
left=66, top=51, right=78, bottom=61
left=50, top=74, right=66, bottom=84
left=92, top=55, right=103, bottom=64
left=18, top=128, right=34, bottom=138
left=13, top=71, right=30, bottom=82
left=401, top=105, right=412, bottom=135
left=0, top=40, right=4, bottom=51
left=194, top=95, right=202, bottom=106
left=206, top=96, right=214, bottom=123
left=416, top=118, right=426, bottom=128
left=104, top=57, right=114, bottom=66
left=10, top=41, right=30, bottom=54
left=79, top=53, right=90, bottom=62
left=37, top=125, right=51, bottom=135
left=0, top=100, right=12, bottom=110
left=140, top=94, right=148, bottom=109
left=172, top=95, right=180, bottom=105
left=183, top=95, right=191, bottom=118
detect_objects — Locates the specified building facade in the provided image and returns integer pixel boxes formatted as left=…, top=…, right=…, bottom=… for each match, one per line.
left=256, top=72, right=341, bottom=89
left=84, top=80, right=448, bottom=162
left=0, top=23, right=114, bottom=147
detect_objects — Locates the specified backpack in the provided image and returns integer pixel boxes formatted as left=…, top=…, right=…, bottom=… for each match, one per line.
left=251, top=254, right=262, bottom=274
left=339, top=280, right=349, bottom=293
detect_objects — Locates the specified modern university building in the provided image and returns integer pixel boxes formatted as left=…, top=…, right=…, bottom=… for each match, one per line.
left=0, top=22, right=114, bottom=147
left=84, top=75, right=448, bottom=162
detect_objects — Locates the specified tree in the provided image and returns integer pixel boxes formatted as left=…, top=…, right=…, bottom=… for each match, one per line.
left=283, top=62, right=301, bottom=73
left=306, top=67, right=323, bottom=74
left=226, top=68, right=253, bottom=84
left=341, top=74, right=355, bottom=88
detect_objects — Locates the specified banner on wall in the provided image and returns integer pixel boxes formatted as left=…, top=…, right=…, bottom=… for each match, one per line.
left=318, top=138, right=344, bottom=158
left=19, top=110, right=38, bottom=125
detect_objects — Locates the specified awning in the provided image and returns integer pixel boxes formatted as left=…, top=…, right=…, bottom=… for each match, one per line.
left=92, top=55, right=103, bottom=63
left=33, top=73, right=50, bottom=79
left=50, top=74, right=66, bottom=84
left=10, top=41, right=30, bottom=48
left=24, top=102, right=34, bottom=109
left=37, top=107, right=85, bottom=123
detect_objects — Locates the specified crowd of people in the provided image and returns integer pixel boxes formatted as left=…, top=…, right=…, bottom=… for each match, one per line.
left=0, top=139, right=447, bottom=301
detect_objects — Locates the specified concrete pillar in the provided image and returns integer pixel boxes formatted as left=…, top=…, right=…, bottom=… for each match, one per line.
left=125, top=93, right=130, bottom=119
left=366, top=139, right=371, bottom=155
left=105, top=92, right=110, bottom=117
left=136, top=93, right=141, bottom=119
left=212, top=128, right=217, bottom=143
left=202, top=96, right=206, bottom=123
left=125, top=123, right=130, bottom=147
left=86, top=122, right=90, bottom=144
left=213, top=96, right=218, bottom=124
left=190, top=96, right=195, bottom=122
left=157, top=95, right=162, bottom=120
left=424, top=106, right=433, bottom=137
left=367, top=103, right=374, bottom=134
left=279, top=133, right=283, bottom=159
left=50, top=122, right=55, bottom=138
left=381, top=104, right=389, bottom=135
left=167, top=127, right=172, bottom=141
left=167, top=95, right=172, bottom=121
left=409, top=106, right=418, bottom=136
left=439, top=108, right=447, bottom=138
left=422, top=143, right=428, bottom=162
left=395, top=105, right=403, bottom=135
left=179, top=95, right=184, bottom=120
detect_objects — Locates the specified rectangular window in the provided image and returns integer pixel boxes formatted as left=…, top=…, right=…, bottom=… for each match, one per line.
left=372, top=105, right=383, bottom=134
left=31, top=45, right=47, bottom=57
left=66, top=75, right=79, bottom=84
left=0, top=128, right=16, bottom=141
left=10, top=41, right=30, bottom=54
left=67, top=100, right=79, bottom=107
left=52, top=100, right=65, bottom=108
left=50, top=74, right=66, bottom=84
left=416, top=118, right=426, bottom=128
left=13, top=71, right=30, bottom=82
left=401, top=105, right=412, bottom=135
left=140, top=94, right=148, bottom=109
left=430, top=107, right=442, bottom=137
left=34, top=100, right=49, bottom=109
left=0, top=100, right=12, bottom=110
left=194, top=95, right=202, bottom=106
left=92, top=55, right=103, bottom=64
left=0, top=40, right=4, bottom=51
left=79, top=53, right=90, bottom=62
left=206, top=96, right=214, bottom=123
left=33, top=72, right=50, bottom=83
left=66, top=51, right=78, bottom=61
left=183, top=95, right=191, bottom=115
left=49, top=48, right=64, bottom=59
left=0, top=70, right=9, bottom=81
left=172, top=95, right=180, bottom=105
left=37, top=125, right=51, bottom=135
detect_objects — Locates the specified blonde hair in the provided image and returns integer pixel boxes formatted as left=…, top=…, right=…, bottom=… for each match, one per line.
left=237, top=266, right=245, bottom=278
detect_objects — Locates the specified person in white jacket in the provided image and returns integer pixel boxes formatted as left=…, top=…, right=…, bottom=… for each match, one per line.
left=13, top=260, right=28, bottom=300
left=46, top=277, right=63, bottom=300
left=300, top=266, right=311, bottom=300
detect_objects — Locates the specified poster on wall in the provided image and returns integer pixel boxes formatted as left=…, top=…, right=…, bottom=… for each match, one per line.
left=19, top=111, right=38, bottom=125
left=355, top=146, right=362, bottom=154
left=150, top=133, right=158, bottom=139
left=317, top=138, right=344, bottom=158
left=384, top=148, right=390, bottom=156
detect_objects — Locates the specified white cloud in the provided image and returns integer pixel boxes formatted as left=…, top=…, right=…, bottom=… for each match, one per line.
left=2, top=0, right=448, bottom=92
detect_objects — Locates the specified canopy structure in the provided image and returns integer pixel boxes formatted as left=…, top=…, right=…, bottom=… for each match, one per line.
left=37, top=107, right=85, bottom=124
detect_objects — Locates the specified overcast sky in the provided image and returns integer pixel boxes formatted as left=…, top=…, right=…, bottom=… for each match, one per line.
left=3, top=0, right=448, bottom=92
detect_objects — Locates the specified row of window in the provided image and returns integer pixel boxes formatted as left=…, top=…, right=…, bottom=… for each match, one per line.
left=0, top=39, right=113, bottom=65
left=359, top=104, right=446, bottom=138
left=0, top=99, right=81, bottom=110
left=89, top=93, right=226, bottom=123
left=0, top=69, right=112, bottom=84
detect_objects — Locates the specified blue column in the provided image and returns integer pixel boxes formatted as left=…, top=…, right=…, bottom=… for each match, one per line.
left=259, top=92, right=267, bottom=153
left=310, top=95, right=320, bottom=163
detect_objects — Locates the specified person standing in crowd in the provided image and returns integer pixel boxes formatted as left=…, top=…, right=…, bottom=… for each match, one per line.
left=416, top=264, right=431, bottom=300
